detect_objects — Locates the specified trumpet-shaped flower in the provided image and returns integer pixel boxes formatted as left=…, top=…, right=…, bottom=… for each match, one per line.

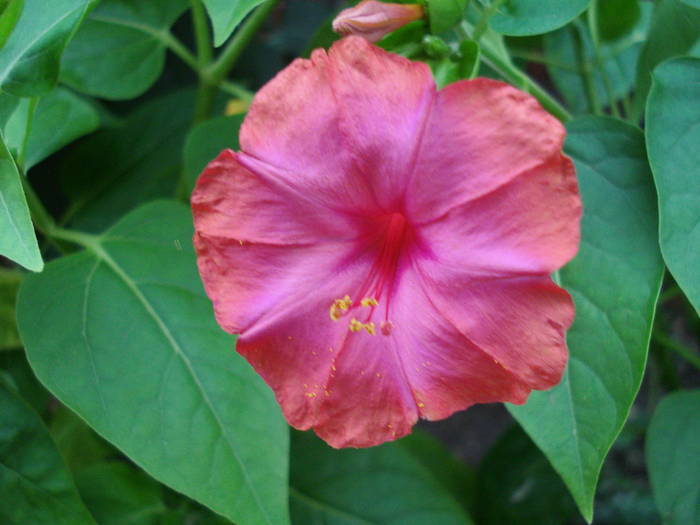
left=192, top=36, right=581, bottom=448
left=332, top=0, right=425, bottom=43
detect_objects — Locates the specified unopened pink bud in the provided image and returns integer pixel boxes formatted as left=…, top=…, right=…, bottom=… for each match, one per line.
left=332, top=0, right=425, bottom=43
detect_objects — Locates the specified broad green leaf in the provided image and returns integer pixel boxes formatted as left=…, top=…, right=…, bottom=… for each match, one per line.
left=0, top=0, right=23, bottom=48
left=681, top=0, right=700, bottom=8
left=509, top=117, right=664, bottom=522
left=489, top=0, right=590, bottom=36
left=75, top=462, right=165, bottom=525
left=1, top=88, right=99, bottom=170
left=203, top=0, right=267, bottom=47
left=632, top=0, right=700, bottom=120
left=543, top=5, right=651, bottom=114
left=646, top=57, right=700, bottom=314
left=62, top=90, right=193, bottom=232
left=61, top=0, right=189, bottom=100
left=183, top=114, right=243, bottom=195
left=17, top=201, right=290, bottom=525
left=476, top=426, right=578, bottom=525
left=0, top=381, right=96, bottom=525
left=0, top=268, right=21, bottom=350
left=646, top=390, right=700, bottom=525
left=290, top=430, right=473, bottom=524
left=597, top=0, right=640, bottom=41
left=50, top=406, right=115, bottom=471
left=0, top=133, right=42, bottom=271
left=0, top=0, right=95, bottom=96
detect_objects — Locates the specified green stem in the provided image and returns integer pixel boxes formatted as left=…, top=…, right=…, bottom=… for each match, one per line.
left=457, top=22, right=571, bottom=122
left=586, top=4, right=620, bottom=118
left=473, top=0, right=505, bottom=42
left=573, top=23, right=601, bottom=115
left=192, top=0, right=215, bottom=123
left=17, top=97, right=38, bottom=171
left=653, top=331, right=700, bottom=372
left=219, top=80, right=254, bottom=101
left=161, top=31, right=199, bottom=72
left=205, top=0, right=279, bottom=85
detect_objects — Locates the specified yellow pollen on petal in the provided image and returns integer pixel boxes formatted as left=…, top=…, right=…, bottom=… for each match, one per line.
left=305, top=392, right=317, bottom=398
left=329, top=295, right=353, bottom=321
left=349, top=318, right=364, bottom=332
left=417, top=402, right=425, bottom=408
left=360, top=297, right=378, bottom=307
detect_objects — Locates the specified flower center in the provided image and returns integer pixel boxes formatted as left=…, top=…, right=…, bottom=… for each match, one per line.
left=329, top=212, right=412, bottom=336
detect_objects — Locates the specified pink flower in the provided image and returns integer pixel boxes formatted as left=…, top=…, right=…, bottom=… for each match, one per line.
left=332, top=0, right=424, bottom=43
left=192, top=37, right=581, bottom=448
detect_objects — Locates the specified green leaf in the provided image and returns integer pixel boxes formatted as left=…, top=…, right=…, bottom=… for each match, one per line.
left=0, top=0, right=24, bottom=48
left=543, top=7, right=651, bottom=114
left=681, top=0, right=700, bottom=8
left=183, top=114, right=243, bottom=195
left=50, top=406, right=115, bottom=471
left=597, top=0, right=640, bottom=41
left=0, top=88, right=99, bottom=170
left=400, top=430, right=476, bottom=516
left=508, top=117, right=664, bottom=522
left=646, top=390, right=700, bottom=525
left=0, top=133, right=42, bottom=271
left=75, top=462, right=166, bottom=525
left=0, top=268, right=21, bottom=350
left=203, top=0, right=267, bottom=47
left=62, top=90, right=193, bottom=232
left=632, top=0, right=700, bottom=120
left=0, top=381, right=96, bottom=525
left=60, top=0, right=189, bottom=100
left=426, top=0, right=467, bottom=35
left=476, top=426, right=578, bottom=525
left=457, top=39, right=480, bottom=79
left=290, top=429, right=473, bottom=524
left=17, top=201, right=290, bottom=525
left=489, top=0, right=590, bottom=36
left=0, top=0, right=95, bottom=96
left=646, top=57, right=700, bottom=314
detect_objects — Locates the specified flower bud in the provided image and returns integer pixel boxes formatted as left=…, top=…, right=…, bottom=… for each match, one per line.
left=332, top=0, right=425, bottom=43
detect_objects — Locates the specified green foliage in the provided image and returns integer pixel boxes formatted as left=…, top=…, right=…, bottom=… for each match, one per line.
left=75, top=462, right=166, bottom=525
left=61, top=90, right=194, bottom=232
left=183, top=114, right=243, bottom=194
left=203, top=0, right=268, bottom=46
left=17, top=201, right=290, bottom=525
left=646, top=390, right=700, bottom=525
left=632, top=0, right=700, bottom=120
left=543, top=5, right=651, bottom=114
left=0, top=0, right=23, bottom=48
left=0, top=270, right=22, bottom=350
left=597, top=0, right=640, bottom=41
left=646, top=57, right=700, bottom=314
left=489, top=0, right=591, bottom=36
left=0, top=88, right=99, bottom=170
left=0, top=380, right=96, bottom=525
left=290, top=429, right=473, bottom=524
left=0, top=133, right=42, bottom=271
left=509, top=117, right=664, bottom=522
left=60, top=0, right=190, bottom=100
left=476, top=426, right=578, bottom=525
left=0, top=0, right=96, bottom=96
left=427, top=0, right=468, bottom=34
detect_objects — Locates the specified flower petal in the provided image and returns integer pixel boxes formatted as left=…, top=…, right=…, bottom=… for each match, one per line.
left=407, top=78, right=566, bottom=222
left=192, top=149, right=362, bottom=246
left=239, top=46, right=376, bottom=212
left=233, top=251, right=419, bottom=448
left=326, top=36, right=435, bottom=209
left=414, top=265, right=573, bottom=389
left=418, top=153, right=581, bottom=276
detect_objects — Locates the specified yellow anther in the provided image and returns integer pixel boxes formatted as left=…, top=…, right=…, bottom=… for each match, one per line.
left=305, top=392, right=317, bottom=398
left=329, top=295, right=353, bottom=321
left=417, top=402, right=425, bottom=408
left=349, top=318, right=364, bottom=332
left=364, top=322, right=376, bottom=335
left=360, top=297, right=378, bottom=307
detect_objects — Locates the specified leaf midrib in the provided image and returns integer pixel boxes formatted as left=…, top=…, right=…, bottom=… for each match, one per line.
left=85, top=239, right=273, bottom=525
